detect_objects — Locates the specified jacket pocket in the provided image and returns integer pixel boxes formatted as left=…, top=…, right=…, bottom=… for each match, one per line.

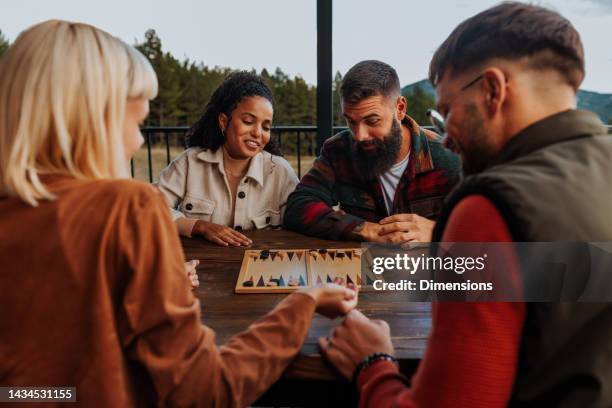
left=181, top=195, right=216, bottom=220
left=251, top=209, right=281, bottom=229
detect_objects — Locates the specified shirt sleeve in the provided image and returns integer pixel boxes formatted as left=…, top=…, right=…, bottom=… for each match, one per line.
left=115, top=188, right=317, bottom=407
left=357, top=194, right=526, bottom=408
left=283, top=144, right=364, bottom=240
left=277, top=161, right=300, bottom=222
left=156, top=153, right=201, bottom=237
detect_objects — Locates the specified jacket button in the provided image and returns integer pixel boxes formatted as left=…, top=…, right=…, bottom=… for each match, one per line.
left=185, top=203, right=193, bottom=211
left=235, top=225, right=242, bottom=231
left=238, top=191, right=246, bottom=199
left=265, top=216, right=271, bottom=224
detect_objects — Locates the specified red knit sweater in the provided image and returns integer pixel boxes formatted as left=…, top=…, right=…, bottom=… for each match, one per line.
left=358, top=195, right=526, bottom=407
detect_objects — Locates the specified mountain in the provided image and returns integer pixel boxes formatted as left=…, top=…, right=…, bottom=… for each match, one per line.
left=402, top=79, right=612, bottom=124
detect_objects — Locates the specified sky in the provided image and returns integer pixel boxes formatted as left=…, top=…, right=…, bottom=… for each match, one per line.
left=1, top=0, right=611, bottom=93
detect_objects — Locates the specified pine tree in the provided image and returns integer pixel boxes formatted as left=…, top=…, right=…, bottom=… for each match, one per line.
left=0, top=29, right=10, bottom=58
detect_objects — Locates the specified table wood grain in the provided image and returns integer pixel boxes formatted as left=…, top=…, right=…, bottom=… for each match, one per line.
left=182, top=229, right=431, bottom=405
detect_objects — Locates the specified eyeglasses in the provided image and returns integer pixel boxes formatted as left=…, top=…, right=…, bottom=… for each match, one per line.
left=426, top=74, right=484, bottom=149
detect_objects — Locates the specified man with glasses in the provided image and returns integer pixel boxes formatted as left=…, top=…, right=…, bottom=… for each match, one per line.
left=321, top=3, right=612, bottom=407
left=284, top=60, right=460, bottom=244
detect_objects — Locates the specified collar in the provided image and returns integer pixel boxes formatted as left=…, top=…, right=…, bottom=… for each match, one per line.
left=196, top=148, right=265, bottom=187
left=488, top=109, right=607, bottom=168
left=402, top=115, right=435, bottom=174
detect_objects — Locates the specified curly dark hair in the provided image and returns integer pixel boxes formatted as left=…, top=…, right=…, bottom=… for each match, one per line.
left=186, top=71, right=281, bottom=155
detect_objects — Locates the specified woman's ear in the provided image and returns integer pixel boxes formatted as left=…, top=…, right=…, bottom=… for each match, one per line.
left=218, top=113, right=228, bottom=135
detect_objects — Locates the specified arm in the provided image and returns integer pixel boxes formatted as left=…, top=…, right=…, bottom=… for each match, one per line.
left=283, top=144, right=364, bottom=240
left=156, top=152, right=198, bottom=237
left=325, top=195, right=526, bottom=408
left=277, top=161, right=300, bottom=223
left=116, top=191, right=355, bottom=407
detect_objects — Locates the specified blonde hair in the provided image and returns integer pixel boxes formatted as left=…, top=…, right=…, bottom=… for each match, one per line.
left=0, top=20, right=158, bottom=206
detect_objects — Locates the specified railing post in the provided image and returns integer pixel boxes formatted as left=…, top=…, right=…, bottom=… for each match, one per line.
left=316, top=0, right=332, bottom=156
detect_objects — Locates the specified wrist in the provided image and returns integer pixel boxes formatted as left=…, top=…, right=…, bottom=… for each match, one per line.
left=352, top=221, right=370, bottom=240
left=299, top=286, right=321, bottom=304
left=352, top=352, right=398, bottom=386
left=194, top=220, right=208, bottom=235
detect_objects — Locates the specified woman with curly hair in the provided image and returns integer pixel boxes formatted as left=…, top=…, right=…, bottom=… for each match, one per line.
left=157, top=72, right=299, bottom=246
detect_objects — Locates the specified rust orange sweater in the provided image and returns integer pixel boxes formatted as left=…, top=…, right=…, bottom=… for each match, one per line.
left=0, top=176, right=316, bottom=407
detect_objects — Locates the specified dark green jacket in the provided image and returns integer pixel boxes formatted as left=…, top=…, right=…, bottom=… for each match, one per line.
left=432, top=110, right=612, bottom=407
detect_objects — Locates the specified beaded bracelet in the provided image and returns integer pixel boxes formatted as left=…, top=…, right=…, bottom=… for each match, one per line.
left=352, top=352, right=399, bottom=385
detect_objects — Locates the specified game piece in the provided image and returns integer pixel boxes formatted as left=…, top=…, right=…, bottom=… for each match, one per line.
left=234, top=247, right=379, bottom=294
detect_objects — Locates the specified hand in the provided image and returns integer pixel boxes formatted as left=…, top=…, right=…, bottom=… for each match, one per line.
left=300, top=284, right=358, bottom=319
left=184, top=259, right=200, bottom=289
left=318, top=310, right=394, bottom=380
left=353, top=221, right=387, bottom=243
left=378, top=213, right=435, bottom=244
left=193, top=220, right=252, bottom=247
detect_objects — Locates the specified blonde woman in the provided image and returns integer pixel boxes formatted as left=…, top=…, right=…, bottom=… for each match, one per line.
left=0, top=20, right=357, bottom=406
left=157, top=72, right=299, bottom=246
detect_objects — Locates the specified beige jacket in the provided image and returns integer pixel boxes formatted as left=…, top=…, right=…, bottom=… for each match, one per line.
left=157, top=147, right=299, bottom=236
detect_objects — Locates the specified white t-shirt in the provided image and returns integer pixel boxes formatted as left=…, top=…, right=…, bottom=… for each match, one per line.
left=378, top=151, right=410, bottom=214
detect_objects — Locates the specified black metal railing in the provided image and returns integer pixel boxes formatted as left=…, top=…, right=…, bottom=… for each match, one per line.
left=134, top=125, right=348, bottom=183
left=133, top=124, right=612, bottom=183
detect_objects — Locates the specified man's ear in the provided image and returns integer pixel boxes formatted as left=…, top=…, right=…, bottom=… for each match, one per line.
left=396, top=95, right=407, bottom=121
left=218, top=113, right=228, bottom=134
left=482, top=68, right=507, bottom=117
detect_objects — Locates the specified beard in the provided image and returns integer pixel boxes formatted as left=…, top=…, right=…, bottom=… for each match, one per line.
left=353, top=119, right=403, bottom=179
left=455, top=103, right=496, bottom=176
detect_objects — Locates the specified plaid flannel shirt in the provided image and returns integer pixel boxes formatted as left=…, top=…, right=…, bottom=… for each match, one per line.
left=284, top=116, right=461, bottom=240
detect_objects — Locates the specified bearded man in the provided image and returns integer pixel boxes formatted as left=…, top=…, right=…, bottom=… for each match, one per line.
left=284, top=60, right=460, bottom=243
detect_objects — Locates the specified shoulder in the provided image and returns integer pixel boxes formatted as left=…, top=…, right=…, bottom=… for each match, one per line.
left=80, top=178, right=165, bottom=208
left=321, top=129, right=354, bottom=154
left=261, top=151, right=298, bottom=179
left=177, top=147, right=207, bottom=163
left=423, top=130, right=461, bottom=175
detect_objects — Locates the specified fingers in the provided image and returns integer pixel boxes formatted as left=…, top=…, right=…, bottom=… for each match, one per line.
left=382, top=231, right=418, bottom=244
left=345, top=309, right=368, bottom=322
left=380, top=213, right=413, bottom=224
left=209, top=235, right=230, bottom=246
left=210, top=230, right=250, bottom=247
left=377, top=221, right=416, bottom=236
left=318, top=336, right=354, bottom=380
left=234, top=231, right=253, bottom=245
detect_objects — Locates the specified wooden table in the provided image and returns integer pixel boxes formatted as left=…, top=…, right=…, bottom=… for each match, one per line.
left=182, top=229, right=431, bottom=406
